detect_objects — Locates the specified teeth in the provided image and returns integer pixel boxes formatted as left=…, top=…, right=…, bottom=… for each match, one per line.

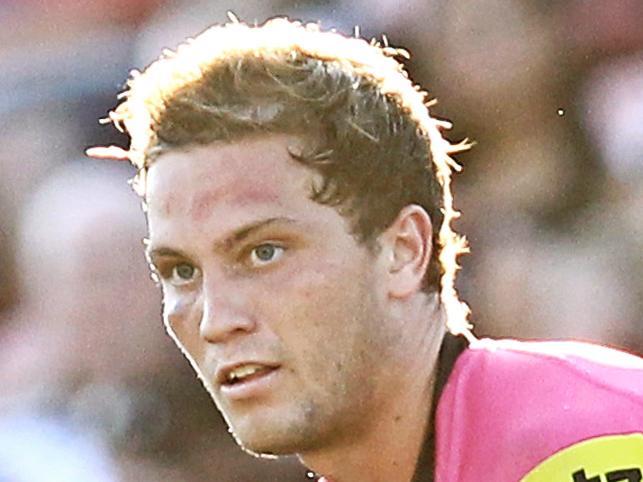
left=227, top=364, right=265, bottom=383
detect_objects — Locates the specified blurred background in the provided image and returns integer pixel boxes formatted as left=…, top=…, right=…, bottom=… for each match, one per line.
left=0, top=0, right=641, bottom=480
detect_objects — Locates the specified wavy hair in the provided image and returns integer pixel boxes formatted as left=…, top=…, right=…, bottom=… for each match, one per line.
left=97, top=17, right=474, bottom=338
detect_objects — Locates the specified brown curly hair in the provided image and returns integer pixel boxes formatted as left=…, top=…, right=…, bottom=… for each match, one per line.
left=99, top=18, right=473, bottom=335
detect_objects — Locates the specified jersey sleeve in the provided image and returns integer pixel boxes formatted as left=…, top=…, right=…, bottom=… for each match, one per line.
left=434, top=338, right=643, bottom=482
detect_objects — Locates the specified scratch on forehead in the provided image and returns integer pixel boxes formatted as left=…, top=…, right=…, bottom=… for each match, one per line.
left=160, top=192, right=178, bottom=217
left=189, top=184, right=280, bottom=222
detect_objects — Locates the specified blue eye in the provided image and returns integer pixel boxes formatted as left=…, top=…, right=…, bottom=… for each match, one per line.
left=250, top=244, right=284, bottom=266
left=169, top=263, right=199, bottom=286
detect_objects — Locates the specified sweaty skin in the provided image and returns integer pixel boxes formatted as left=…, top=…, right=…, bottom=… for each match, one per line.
left=145, top=134, right=442, bottom=482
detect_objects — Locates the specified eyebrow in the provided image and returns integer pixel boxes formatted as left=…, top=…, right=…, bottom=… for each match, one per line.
left=146, top=216, right=298, bottom=262
left=219, top=216, right=298, bottom=249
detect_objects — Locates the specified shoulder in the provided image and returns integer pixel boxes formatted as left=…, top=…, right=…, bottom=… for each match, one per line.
left=435, top=338, right=643, bottom=482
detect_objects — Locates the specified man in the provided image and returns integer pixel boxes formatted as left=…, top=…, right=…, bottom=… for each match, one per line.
left=90, top=18, right=643, bottom=482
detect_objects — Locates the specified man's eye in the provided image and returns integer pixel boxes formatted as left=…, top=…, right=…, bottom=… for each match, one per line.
left=169, top=263, right=199, bottom=286
left=249, top=244, right=284, bottom=267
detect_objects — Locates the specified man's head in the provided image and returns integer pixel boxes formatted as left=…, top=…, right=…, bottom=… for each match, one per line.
left=144, top=132, right=441, bottom=456
left=99, top=18, right=472, bottom=459
left=112, top=18, right=454, bottom=292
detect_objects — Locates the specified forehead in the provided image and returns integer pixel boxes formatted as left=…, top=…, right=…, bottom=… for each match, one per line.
left=149, top=134, right=305, bottom=199
left=144, top=134, right=333, bottom=240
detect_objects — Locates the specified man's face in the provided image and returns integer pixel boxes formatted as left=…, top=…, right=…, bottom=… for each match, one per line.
left=145, top=134, right=399, bottom=456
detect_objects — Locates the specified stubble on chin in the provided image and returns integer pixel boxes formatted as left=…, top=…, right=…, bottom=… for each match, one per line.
left=227, top=398, right=326, bottom=458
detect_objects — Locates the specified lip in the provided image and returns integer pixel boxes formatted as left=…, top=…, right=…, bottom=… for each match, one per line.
left=219, top=365, right=281, bottom=401
left=216, top=361, right=281, bottom=384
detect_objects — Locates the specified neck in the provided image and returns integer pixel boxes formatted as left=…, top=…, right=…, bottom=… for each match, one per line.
left=306, top=377, right=436, bottom=482
left=301, top=299, right=445, bottom=482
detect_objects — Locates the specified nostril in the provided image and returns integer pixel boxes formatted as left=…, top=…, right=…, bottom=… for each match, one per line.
left=199, top=303, right=256, bottom=343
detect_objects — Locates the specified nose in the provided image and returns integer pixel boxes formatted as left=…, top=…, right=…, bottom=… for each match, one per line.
left=199, top=278, right=256, bottom=343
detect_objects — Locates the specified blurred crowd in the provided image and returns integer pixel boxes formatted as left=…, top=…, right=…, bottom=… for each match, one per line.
left=0, top=1, right=641, bottom=480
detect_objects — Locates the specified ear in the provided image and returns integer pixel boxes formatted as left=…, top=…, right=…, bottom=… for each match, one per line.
left=380, top=205, right=433, bottom=299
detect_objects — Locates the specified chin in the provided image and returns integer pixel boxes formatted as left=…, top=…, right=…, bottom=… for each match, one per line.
left=230, top=422, right=314, bottom=458
left=224, top=398, right=331, bottom=457
left=234, top=431, right=298, bottom=457
left=239, top=444, right=284, bottom=460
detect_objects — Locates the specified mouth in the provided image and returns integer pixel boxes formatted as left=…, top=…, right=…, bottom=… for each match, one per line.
left=218, top=362, right=281, bottom=400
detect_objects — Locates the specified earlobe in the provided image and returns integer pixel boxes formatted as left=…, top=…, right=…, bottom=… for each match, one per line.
left=386, top=205, right=433, bottom=299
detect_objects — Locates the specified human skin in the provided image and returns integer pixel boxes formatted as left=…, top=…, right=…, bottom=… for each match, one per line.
left=145, top=133, right=444, bottom=482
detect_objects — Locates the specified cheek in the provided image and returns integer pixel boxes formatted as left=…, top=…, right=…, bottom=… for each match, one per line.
left=280, top=269, right=382, bottom=405
left=163, top=293, right=202, bottom=350
left=269, top=256, right=374, bottom=345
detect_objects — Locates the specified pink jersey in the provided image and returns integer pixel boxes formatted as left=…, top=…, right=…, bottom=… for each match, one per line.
left=435, top=338, right=643, bottom=481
